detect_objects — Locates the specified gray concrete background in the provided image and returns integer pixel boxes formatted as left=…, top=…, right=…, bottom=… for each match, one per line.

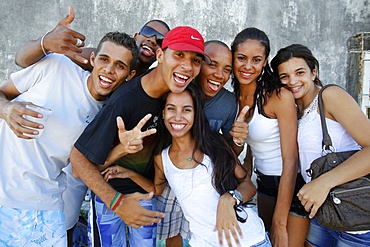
left=0, top=0, right=369, bottom=88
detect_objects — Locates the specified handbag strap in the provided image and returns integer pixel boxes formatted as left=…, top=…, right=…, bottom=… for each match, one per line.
left=318, top=84, right=342, bottom=152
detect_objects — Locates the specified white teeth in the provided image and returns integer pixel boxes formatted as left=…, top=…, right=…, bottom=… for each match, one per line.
left=175, top=73, right=189, bottom=80
left=241, top=72, right=252, bottom=77
left=100, top=75, right=113, bottom=83
left=171, top=124, right=185, bottom=130
left=208, top=80, right=221, bottom=85
left=142, top=45, right=153, bottom=52
left=290, top=85, right=302, bottom=92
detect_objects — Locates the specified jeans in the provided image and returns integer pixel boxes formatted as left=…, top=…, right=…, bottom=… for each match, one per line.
left=306, top=218, right=370, bottom=247
left=251, top=232, right=272, bottom=247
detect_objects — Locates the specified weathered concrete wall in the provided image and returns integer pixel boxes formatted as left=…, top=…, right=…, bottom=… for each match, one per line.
left=1, top=0, right=369, bottom=89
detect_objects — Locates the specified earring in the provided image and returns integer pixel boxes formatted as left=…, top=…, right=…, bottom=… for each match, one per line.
left=257, top=67, right=265, bottom=82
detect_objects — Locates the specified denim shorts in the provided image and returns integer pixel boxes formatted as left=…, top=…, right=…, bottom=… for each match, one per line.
left=306, top=218, right=370, bottom=247
left=251, top=232, right=272, bottom=247
left=256, top=171, right=309, bottom=218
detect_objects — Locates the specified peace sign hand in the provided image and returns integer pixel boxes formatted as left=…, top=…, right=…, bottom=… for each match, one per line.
left=104, top=114, right=157, bottom=166
left=117, top=114, right=157, bottom=154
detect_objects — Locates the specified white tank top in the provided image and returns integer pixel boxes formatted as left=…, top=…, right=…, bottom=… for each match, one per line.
left=246, top=105, right=283, bottom=175
left=298, top=95, right=360, bottom=183
left=161, top=146, right=266, bottom=246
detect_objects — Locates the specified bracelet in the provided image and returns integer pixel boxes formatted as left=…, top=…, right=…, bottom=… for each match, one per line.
left=109, top=192, right=124, bottom=211
left=233, top=139, right=245, bottom=147
left=40, top=32, right=51, bottom=56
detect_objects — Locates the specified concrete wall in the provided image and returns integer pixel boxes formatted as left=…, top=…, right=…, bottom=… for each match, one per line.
left=1, top=0, right=369, bottom=89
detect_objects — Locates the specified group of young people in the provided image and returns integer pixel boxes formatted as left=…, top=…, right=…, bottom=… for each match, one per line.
left=0, top=5, right=370, bottom=247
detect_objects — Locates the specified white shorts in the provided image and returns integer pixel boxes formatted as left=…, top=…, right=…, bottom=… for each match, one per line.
left=62, top=164, right=88, bottom=229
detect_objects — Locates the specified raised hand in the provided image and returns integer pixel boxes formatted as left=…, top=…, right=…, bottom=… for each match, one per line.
left=105, top=114, right=157, bottom=165
left=117, top=114, right=157, bottom=154
left=230, top=105, right=250, bottom=146
left=42, top=6, right=88, bottom=64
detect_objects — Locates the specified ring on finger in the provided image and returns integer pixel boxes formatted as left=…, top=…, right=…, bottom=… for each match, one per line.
left=76, top=38, right=83, bottom=47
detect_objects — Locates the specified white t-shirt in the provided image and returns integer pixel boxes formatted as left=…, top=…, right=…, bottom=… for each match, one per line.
left=0, top=54, right=103, bottom=211
left=162, top=146, right=266, bottom=246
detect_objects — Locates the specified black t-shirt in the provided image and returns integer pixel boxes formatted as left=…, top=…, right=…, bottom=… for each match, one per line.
left=74, top=75, right=162, bottom=194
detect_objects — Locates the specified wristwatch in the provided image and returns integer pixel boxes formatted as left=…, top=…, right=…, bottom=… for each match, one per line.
left=228, top=190, right=243, bottom=206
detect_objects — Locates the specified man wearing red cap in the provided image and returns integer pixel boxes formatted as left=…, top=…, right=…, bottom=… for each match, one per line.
left=69, top=26, right=210, bottom=246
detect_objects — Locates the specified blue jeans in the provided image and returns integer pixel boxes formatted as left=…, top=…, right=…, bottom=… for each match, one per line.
left=88, top=195, right=157, bottom=247
left=306, top=218, right=370, bottom=247
left=251, top=232, right=272, bottom=247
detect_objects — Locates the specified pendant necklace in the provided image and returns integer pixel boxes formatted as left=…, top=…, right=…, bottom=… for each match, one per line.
left=174, top=148, right=194, bottom=162
left=178, top=152, right=193, bottom=161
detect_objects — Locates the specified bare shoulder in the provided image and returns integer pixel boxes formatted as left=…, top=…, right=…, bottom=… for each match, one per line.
left=269, top=87, right=296, bottom=108
left=154, top=153, right=164, bottom=170
left=321, top=85, right=357, bottom=114
left=321, top=84, right=349, bottom=101
left=154, top=153, right=162, bottom=164
left=270, top=87, right=295, bottom=102
left=266, top=87, right=296, bottom=118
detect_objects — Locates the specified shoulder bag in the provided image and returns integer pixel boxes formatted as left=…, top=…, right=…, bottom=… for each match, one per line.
left=306, top=84, right=370, bottom=231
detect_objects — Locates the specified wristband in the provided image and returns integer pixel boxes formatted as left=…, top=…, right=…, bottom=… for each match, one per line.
left=40, top=32, right=52, bottom=56
left=233, top=139, right=245, bottom=147
left=109, top=192, right=124, bottom=211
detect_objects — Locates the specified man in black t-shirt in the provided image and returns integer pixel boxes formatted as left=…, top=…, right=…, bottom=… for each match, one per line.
left=70, top=26, right=211, bottom=246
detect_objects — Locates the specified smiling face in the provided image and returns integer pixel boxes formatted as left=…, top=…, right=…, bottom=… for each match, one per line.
left=157, top=48, right=202, bottom=94
left=199, top=43, right=232, bottom=98
left=134, top=21, right=169, bottom=65
left=88, top=41, right=135, bottom=101
left=163, top=90, right=194, bottom=138
left=277, top=57, right=317, bottom=100
left=233, top=39, right=267, bottom=86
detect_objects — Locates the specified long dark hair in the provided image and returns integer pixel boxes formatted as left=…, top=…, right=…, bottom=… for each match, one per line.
left=271, top=44, right=323, bottom=87
left=154, top=83, right=246, bottom=195
left=231, top=27, right=281, bottom=117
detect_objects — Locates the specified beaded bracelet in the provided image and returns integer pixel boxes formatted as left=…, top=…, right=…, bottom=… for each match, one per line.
left=110, top=192, right=124, bottom=211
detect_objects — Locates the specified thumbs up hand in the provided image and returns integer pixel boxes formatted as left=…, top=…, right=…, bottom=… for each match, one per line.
left=230, top=105, right=250, bottom=147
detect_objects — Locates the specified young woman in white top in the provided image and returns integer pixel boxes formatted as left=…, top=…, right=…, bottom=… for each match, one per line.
left=231, top=27, right=310, bottom=246
left=102, top=83, right=271, bottom=247
left=271, top=44, right=370, bottom=246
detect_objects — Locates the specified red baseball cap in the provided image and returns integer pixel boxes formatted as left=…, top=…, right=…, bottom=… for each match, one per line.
left=161, top=26, right=211, bottom=63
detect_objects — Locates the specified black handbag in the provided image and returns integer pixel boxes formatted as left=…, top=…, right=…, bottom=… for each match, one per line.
left=306, top=84, right=370, bottom=231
